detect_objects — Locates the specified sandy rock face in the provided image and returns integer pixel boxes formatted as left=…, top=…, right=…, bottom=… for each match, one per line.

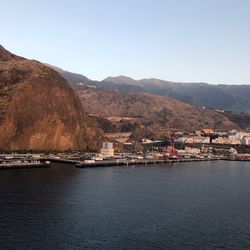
left=0, top=45, right=102, bottom=150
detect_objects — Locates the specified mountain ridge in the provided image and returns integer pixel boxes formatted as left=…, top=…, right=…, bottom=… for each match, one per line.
left=47, top=64, right=250, bottom=113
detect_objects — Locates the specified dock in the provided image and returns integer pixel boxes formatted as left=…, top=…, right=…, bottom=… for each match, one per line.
left=76, top=157, right=221, bottom=168
left=0, top=162, right=50, bottom=170
left=41, top=158, right=81, bottom=164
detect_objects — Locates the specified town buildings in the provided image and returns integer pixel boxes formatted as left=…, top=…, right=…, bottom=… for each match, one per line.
left=175, top=130, right=250, bottom=146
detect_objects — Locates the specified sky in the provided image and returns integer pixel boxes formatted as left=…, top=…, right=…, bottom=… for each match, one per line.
left=1, top=0, right=250, bottom=84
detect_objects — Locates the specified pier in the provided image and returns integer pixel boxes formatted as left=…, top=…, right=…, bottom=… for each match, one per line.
left=0, top=156, right=248, bottom=171
left=76, top=157, right=222, bottom=168
left=0, top=162, right=50, bottom=170
left=41, top=158, right=81, bottom=165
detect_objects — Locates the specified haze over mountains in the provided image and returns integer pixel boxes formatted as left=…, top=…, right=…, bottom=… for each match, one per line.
left=51, top=66, right=250, bottom=114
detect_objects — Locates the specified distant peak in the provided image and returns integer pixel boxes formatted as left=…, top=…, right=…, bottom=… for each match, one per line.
left=104, top=75, right=135, bottom=80
left=103, top=75, right=138, bottom=85
left=117, top=75, right=136, bottom=80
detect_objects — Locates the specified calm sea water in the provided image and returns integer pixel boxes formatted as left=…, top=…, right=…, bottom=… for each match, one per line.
left=0, top=161, right=250, bottom=249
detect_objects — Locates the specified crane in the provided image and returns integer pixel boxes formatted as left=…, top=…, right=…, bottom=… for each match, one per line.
left=167, top=128, right=178, bottom=159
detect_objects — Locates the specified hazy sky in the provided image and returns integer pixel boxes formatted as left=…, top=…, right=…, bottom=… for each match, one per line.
left=1, top=0, right=250, bottom=84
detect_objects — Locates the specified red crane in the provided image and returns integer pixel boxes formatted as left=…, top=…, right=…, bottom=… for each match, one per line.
left=167, top=128, right=178, bottom=159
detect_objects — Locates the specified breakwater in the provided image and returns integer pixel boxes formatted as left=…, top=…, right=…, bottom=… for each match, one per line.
left=41, top=158, right=81, bottom=164
left=76, top=157, right=222, bottom=168
left=0, top=162, right=50, bottom=170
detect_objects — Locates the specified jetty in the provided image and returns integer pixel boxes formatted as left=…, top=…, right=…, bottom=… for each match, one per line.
left=0, top=161, right=50, bottom=170
left=76, top=157, right=222, bottom=168
left=41, top=157, right=81, bottom=164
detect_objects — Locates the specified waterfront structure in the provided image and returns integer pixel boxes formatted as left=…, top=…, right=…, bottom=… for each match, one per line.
left=184, top=147, right=201, bottom=155
left=228, top=148, right=238, bottom=160
left=100, top=142, right=114, bottom=158
left=242, top=136, right=250, bottom=145
left=212, top=137, right=230, bottom=144
left=176, top=136, right=210, bottom=144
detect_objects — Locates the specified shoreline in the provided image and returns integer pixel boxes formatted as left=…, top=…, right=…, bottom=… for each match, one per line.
left=76, top=157, right=224, bottom=168
left=0, top=158, right=248, bottom=171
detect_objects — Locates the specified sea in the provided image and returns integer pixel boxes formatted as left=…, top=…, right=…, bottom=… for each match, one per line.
left=0, top=161, right=250, bottom=249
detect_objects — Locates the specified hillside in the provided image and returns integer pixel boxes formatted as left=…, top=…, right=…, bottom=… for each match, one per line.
left=102, top=76, right=250, bottom=113
left=48, top=65, right=250, bottom=113
left=223, top=112, right=250, bottom=130
left=72, top=84, right=238, bottom=139
left=46, top=65, right=143, bottom=93
left=0, top=45, right=103, bottom=151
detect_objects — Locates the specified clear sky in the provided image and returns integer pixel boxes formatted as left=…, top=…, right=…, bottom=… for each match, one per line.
left=1, top=0, right=249, bottom=84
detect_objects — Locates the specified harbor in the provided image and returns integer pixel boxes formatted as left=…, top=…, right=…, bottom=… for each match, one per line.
left=0, top=150, right=249, bottom=170
left=0, top=140, right=249, bottom=170
left=75, top=157, right=222, bottom=168
left=0, top=156, right=228, bottom=170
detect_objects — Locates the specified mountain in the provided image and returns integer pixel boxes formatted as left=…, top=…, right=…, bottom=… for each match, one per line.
left=0, top=45, right=103, bottom=151
left=102, top=77, right=250, bottom=113
left=104, top=76, right=139, bottom=86
left=71, top=84, right=238, bottom=139
left=223, top=112, right=250, bottom=130
left=45, top=65, right=143, bottom=93
left=100, top=76, right=143, bottom=93
left=48, top=64, right=250, bottom=113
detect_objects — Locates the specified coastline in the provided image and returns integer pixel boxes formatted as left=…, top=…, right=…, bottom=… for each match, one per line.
left=0, top=157, right=248, bottom=171
left=76, top=157, right=224, bottom=168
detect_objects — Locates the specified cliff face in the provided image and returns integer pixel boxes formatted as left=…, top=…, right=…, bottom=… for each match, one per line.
left=0, top=45, right=102, bottom=151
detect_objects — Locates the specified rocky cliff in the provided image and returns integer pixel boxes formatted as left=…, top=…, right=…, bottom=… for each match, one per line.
left=0, top=45, right=102, bottom=151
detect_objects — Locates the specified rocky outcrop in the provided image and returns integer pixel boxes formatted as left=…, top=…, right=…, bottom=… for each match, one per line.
left=0, top=45, right=103, bottom=151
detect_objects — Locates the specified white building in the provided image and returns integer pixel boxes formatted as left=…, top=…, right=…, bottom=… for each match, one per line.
left=228, top=135, right=241, bottom=145
left=185, top=147, right=201, bottom=154
left=100, top=142, right=114, bottom=158
left=242, top=136, right=250, bottom=145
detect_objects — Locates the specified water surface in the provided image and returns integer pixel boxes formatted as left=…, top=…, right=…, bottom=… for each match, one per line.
left=0, top=161, right=250, bottom=249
